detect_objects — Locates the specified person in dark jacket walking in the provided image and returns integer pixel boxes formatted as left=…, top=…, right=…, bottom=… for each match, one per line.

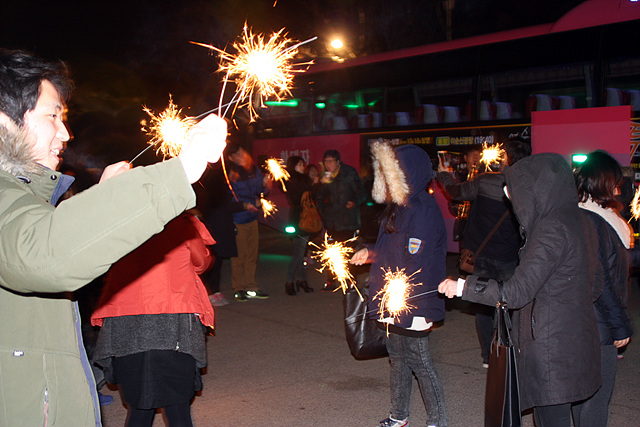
left=225, top=144, right=272, bottom=301
left=284, top=155, right=314, bottom=295
left=437, top=139, right=531, bottom=367
left=351, top=142, right=448, bottom=427
left=317, top=149, right=366, bottom=291
left=572, top=150, right=633, bottom=427
left=440, top=153, right=602, bottom=427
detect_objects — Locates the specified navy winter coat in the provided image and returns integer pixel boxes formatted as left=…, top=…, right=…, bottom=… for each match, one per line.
left=367, top=145, right=447, bottom=329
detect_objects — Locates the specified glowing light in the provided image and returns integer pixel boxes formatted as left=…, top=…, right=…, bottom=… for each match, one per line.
left=311, top=234, right=356, bottom=293
left=330, top=39, right=344, bottom=49
left=630, top=186, right=640, bottom=222
left=375, top=268, right=420, bottom=320
left=480, top=143, right=505, bottom=170
left=260, top=196, right=277, bottom=218
left=141, top=98, right=195, bottom=159
left=191, top=25, right=313, bottom=121
left=265, top=158, right=290, bottom=191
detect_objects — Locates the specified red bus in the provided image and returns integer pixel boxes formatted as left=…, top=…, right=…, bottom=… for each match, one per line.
left=250, top=0, right=640, bottom=249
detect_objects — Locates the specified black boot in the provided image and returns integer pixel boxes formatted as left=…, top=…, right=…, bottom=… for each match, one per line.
left=285, top=282, right=296, bottom=295
left=296, top=281, right=314, bottom=293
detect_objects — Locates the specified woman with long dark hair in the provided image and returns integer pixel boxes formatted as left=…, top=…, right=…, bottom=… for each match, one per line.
left=284, top=156, right=314, bottom=295
left=572, top=150, right=633, bottom=427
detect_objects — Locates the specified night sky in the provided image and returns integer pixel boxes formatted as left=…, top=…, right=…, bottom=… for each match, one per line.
left=0, top=0, right=584, bottom=168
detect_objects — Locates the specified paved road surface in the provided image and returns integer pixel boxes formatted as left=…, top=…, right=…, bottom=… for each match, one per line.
left=100, top=225, right=640, bottom=426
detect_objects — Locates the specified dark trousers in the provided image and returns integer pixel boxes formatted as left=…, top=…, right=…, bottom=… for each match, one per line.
left=472, top=256, right=518, bottom=364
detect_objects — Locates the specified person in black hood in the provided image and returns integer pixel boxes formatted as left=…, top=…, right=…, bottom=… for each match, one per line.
left=440, top=153, right=601, bottom=427
left=437, top=138, right=530, bottom=368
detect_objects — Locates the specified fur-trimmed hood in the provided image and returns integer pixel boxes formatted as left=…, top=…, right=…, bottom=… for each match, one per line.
left=371, top=141, right=433, bottom=205
left=0, top=124, right=41, bottom=177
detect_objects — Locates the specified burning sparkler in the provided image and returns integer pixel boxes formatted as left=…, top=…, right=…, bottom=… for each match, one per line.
left=265, top=158, right=290, bottom=191
left=140, top=98, right=196, bottom=160
left=260, top=195, right=277, bottom=218
left=630, top=186, right=640, bottom=222
left=191, top=25, right=315, bottom=121
left=375, top=268, right=420, bottom=321
left=479, top=143, right=505, bottom=170
left=311, top=234, right=357, bottom=293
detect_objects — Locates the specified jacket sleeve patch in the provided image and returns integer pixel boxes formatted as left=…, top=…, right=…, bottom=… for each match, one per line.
left=408, top=238, right=422, bottom=254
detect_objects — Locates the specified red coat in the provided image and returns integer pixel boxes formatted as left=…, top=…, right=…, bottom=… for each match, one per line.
left=91, top=214, right=215, bottom=327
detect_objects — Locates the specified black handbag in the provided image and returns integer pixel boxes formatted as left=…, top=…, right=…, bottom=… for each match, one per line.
left=485, top=298, right=522, bottom=427
left=343, top=285, right=388, bottom=359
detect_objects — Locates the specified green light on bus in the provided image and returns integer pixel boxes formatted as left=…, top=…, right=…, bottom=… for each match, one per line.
left=284, top=225, right=297, bottom=234
left=344, top=104, right=360, bottom=109
left=367, top=101, right=378, bottom=107
left=572, top=154, right=588, bottom=164
left=315, top=102, right=326, bottom=109
left=264, top=99, right=299, bottom=107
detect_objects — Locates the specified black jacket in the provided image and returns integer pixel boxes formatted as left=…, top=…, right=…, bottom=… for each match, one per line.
left=583, top=209, right=633, bottom=345
left=463, top=153, right=602, bottom=410
left=285, top=170, right=312, bottom=232
left=316, top=162, right=366, bottom=232
left=437, top=171, right=521, bottom=261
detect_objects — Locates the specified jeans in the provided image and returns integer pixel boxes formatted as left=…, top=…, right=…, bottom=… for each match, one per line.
left=571, top=344, right=618, bottom=427
left=286, top=236, right=308, bottom=282
left=387, top=332, right=448, bottom=427
left=472, top=256, right=518, bottom=363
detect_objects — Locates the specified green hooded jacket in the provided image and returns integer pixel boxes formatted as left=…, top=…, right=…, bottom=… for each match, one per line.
left=0, top=126, right=196, bottom=426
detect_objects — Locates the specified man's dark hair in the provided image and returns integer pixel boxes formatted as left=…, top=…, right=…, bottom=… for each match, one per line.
left=504, top=137, right=532, bottom=166
left=323, top=149, right=340, bottom=162
left=0, top=49, right=73, bottom=126
left=575, top=150, right=623, bottom=210
left=224, top=143, right=242, bottom=158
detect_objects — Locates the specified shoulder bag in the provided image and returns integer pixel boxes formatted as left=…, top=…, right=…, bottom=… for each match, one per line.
left=344, top=284, right=388, bottom=359
left=460, top=210, right=510, bottom=273
left=298, top=191, right=323, bottom=234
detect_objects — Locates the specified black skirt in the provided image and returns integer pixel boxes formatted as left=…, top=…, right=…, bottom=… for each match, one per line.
left=112, top=349, right=197, bottom=409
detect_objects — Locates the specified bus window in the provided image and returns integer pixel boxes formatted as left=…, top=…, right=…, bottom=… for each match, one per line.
left=415, top=77, right=473, bottom=124
left=386, top=86, right=417, bottom=126
left=479, top=62, right=593, bottom=120
left=603, top=58, right=640, bottom=113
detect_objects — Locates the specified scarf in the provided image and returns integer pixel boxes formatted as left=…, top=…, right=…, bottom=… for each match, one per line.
left=579, top=198, right=632, bottom=249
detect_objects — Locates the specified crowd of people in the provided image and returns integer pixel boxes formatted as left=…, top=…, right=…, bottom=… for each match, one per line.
left=0, top=48, right=635, bottom=427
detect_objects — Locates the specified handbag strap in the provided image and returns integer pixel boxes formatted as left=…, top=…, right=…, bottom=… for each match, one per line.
left=494, top=281, right=514, bottom=347
left=471, top=210, right=510, bottom=262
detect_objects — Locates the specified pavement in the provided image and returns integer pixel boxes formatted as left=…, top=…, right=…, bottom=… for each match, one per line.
left=100, top=224, right=640, bottom=427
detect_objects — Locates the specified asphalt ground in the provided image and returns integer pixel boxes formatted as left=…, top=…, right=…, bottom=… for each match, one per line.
left=100, top=224, right=640, bottom=427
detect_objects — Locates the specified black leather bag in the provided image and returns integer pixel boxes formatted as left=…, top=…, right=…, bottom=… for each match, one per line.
left=485, top=302, right=522, bottom=427
left=343, top=285, right=388, bottom=359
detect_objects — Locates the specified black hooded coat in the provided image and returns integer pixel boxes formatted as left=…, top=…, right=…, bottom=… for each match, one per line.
left=463, top=153, right=602, bottom=410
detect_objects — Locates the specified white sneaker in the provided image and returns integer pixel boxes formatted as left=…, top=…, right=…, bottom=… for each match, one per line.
left=378, top=417, right=409, bottom=427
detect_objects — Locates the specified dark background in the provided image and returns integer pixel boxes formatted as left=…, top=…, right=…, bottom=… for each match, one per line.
left=0, top=0, right=584, bottom=167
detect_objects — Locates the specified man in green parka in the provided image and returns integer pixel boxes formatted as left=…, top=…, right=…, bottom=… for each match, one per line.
left=0, top=49, right=227, bottom=426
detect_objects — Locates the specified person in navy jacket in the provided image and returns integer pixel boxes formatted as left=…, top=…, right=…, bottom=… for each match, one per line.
left=351, top=142, right=448, bottom=427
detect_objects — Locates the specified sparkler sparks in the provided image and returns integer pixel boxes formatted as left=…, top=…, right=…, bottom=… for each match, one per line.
left=479, top=143, right=505, bottom=170
left=375, top=268, right=420, bottom=320
left=630, top=186, right=640, bottom=221
left=141, top=98, right=196, bottom=159
left=191, top=25, right=314, bottom=121
left=260, top=196, right=277, bottom=218
left=265, top=158, right=290, bottom=191
left=311, top=234, right=357, bottom=293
